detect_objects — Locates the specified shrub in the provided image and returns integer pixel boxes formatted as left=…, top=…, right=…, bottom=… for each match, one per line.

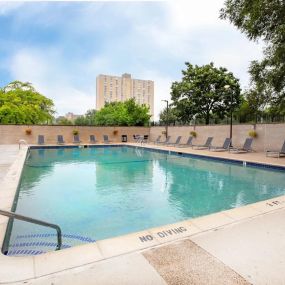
left=190, top=131, right=197, bottom=138
left=73, top=129, right=79, bottom=136
left=248, top=130, right=257, bottom=138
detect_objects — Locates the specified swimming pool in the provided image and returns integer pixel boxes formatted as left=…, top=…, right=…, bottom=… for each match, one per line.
left=4, top=145, right=285, bottom=256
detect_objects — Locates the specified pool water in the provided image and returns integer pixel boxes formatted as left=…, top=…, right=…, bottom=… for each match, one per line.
left=5, top=146, right=285, bottom=255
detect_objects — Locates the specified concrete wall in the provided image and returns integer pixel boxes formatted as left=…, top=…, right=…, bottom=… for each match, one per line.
left=0, top=125, right=149, bottom=144
left=150, top=124, right=285, bottom=151
left=0, top=124, right=284, bottom=151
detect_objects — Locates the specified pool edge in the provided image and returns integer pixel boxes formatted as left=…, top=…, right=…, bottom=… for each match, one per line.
left=1, top=143, right=285, bottom=283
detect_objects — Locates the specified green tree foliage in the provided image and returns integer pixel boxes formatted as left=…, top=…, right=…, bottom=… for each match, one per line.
left=55, top=117, right=73, bottom=125
left=95, top=98, right=150, bottom=126
left=171, top=62, right=241, bottom=125
left=220, top=0, right=285, bottom=111
left=74, top=109, right=97, bottom=125
left=159, top=106, right=178, bottom=125
left=0, top=81, right=55, bottom=124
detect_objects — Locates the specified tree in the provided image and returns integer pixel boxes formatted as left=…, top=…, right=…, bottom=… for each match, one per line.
left=56, top=117, right=73, bottom=125
left=159, top=106, right=178, bottom=125
left=74, top=109, right=97, bottom=126
left=220, top=0, right=285, bottom=109
left=95, top=99, right=150, bottom=126
left=0, top=81, right=55, bottom=124
left=171, top=62, right=241, bottom=124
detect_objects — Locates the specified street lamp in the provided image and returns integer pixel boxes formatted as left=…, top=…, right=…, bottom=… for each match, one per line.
left=162, top=100, right=169, bottom=138
left=224, top=85, right=233, bottom=146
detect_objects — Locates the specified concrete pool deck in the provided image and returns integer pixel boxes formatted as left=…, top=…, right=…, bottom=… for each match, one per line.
left=0, top=143, right=285, bottom=284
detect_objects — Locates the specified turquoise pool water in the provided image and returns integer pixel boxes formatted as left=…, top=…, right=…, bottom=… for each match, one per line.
left=5, top=146, right=285, bottom=255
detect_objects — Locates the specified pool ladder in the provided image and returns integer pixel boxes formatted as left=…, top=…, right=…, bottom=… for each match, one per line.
left=0, top=209, right=62, bottom=254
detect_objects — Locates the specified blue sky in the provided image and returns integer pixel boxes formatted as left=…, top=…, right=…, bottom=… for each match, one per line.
left=0, top=1, right=263, bottom=119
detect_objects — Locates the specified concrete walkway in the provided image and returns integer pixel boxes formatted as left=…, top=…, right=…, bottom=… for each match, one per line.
left=0, top=145, right=20, bottom=180
left=192, top=207, right=285, bottom=285
left=1, top=144, right=285, bottom=284
left=12, top=208, right=285, bottom=285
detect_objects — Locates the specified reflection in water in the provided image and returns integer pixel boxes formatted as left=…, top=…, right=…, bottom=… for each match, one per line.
left=9, top=146, right=285, bottom=247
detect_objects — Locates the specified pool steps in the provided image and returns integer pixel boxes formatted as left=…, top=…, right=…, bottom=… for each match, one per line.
left=7, top=233, right=95, bottom=256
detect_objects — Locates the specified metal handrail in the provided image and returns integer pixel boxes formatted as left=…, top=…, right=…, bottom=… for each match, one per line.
left=0, top=209, right=62, bottom=251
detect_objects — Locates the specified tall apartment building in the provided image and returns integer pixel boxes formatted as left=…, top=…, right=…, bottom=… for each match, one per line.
left=96, top=73, right=154, bottom=118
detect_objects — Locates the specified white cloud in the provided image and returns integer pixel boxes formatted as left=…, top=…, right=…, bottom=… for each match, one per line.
left=0, top=2, right=24, bottom=15
left=3, top=1, right=264, bottom=120
left=8, top=48, right=95, bottom=115
left=166, top=0, right=225, bottom=31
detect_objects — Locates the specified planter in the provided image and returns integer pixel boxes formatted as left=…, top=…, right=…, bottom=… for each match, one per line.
left=248, top=130, right=258, bottom=138
left=73, top=130, right=79, bottom=136
left=25, top=128, right=32, bottom=135
left=190, top=131, right=197, bottom=138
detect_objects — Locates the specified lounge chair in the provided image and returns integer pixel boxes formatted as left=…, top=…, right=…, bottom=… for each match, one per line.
left=37, top=135, right=45, bottom=145
left=57, top=135, right=65, bottom=145
left=73, top=135, right=81, bottom=144
left=89, top=135, right=97, bottom=144
left=152, top=135, right=161, bottom=144
left=178, top=136, right=194, bottom=148
left=157, top=136, right=171, bottom=145
left=266, top=140, right=285, bottom=158
left=209, top=138, right=231, bottom=152
left=103, top=135, right=112, bottom=143
left=166, top=136, right=182, bottom=146
left=230, top=138, right=253, bottom=153
left=192, top=137, right=213, bottom=149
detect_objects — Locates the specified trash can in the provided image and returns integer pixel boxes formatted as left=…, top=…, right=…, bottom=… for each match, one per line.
left=122, top=135, right=127, bottom=142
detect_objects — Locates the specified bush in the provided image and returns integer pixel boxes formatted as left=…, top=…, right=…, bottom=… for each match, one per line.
left=73, top=129, right=79, bottom=136
left=190, top=131, right=197, bottom=138
left=248, top=130, right=258, bottom=138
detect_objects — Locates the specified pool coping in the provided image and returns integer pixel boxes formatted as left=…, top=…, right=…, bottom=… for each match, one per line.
left=0, top=143, right=285, bottom=283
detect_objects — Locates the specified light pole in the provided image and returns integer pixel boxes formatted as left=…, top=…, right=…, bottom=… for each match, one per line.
left=224, top=85, right=233, bottom=146
left=162, top=100, right=169, bottom=138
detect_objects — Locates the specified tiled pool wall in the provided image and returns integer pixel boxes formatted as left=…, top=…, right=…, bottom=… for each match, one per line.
left=0, top=147, right=28, bottom=252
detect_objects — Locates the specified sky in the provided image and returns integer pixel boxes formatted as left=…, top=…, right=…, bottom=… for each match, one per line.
left=0, top=1, right=263, bottom=120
